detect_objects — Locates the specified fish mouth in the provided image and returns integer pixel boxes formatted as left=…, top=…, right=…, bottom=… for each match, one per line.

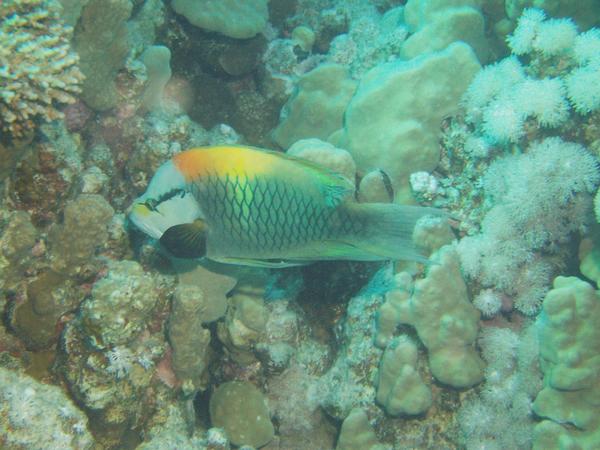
left=128, top=202, right=164, bottom=240
left=129, top=202, right=152, bottom=217
left=127, top=192, right=205, bottom=241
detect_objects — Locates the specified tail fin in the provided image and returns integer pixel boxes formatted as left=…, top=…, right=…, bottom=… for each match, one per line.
left=342, top=202, right=445, bottom=263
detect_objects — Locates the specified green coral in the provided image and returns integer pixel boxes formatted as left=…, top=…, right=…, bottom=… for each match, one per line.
left=336, top=408, right=387, bottom=450
left=533, top=276, right=600, bottom=449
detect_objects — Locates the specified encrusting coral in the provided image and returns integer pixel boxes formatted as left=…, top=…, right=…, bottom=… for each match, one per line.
left=0, top=0, right=84, bottom=138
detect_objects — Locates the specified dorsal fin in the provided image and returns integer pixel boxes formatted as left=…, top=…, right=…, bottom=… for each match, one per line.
left=260, top=148, right=354, bottom=206
left=174, top=145, right=354, bottom=206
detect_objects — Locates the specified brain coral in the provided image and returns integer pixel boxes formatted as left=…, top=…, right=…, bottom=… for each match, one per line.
left=0, top=0, right=84, bottom=138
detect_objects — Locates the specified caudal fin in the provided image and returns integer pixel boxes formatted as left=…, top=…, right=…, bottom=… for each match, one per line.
left=342, top=202, right=445, bottom=263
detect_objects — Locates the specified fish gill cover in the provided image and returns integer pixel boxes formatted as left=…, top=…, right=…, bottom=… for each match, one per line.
left=0, top=1, right=599, bottom=449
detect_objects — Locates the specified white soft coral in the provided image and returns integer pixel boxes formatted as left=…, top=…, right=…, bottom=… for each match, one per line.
left=481, top=94, right=526, bottom=143
left=513, top=78, right=570, bottom=127
left=507, top=8, right=577, bottom=56
left=462, top=57, right=525, bottom=122
left=506, top=8, right=546, bottom=55
left=573, top=29, right=600, bottom=65
left=566, top=61, right=600, bottom=113
left=534, top=18, right=578, bottom=56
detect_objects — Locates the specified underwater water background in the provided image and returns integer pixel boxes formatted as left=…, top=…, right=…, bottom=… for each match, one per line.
left=1, top=0, right=600, bottom=449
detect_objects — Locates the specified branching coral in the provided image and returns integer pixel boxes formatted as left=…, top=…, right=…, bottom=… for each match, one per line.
left=0, top=0, right=84, bottom=138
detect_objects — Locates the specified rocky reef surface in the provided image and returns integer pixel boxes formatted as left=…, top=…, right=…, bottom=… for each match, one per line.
left=1, top=1, right=600, bottom=449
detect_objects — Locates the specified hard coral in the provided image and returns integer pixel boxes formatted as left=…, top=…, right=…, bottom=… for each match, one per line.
left=0, top=0, right=84, bottom=139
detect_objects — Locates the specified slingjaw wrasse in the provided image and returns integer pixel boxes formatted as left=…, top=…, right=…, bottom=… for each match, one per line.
left=128, top=145, right=439, bottom=267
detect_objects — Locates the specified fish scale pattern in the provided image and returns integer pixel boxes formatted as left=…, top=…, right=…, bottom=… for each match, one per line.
left=192, top=171, right=362, bottom=254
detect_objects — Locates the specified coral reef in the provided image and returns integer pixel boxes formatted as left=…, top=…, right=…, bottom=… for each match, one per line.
left=168, top=283, right=214, bottom=393
left=0, top=0, right=84, bottom=138
left=79, top=260, right=161, bottom=349
left=209, top=381, right=274, bottom=448
left=287, top=138, right=357, bottom=182
left=402, top=0, right=489, bottom=61
left=6, top=193, right=115, bottom=350
left=2, top=1, right=600, bottom=449
left=463, top=9, right=600, bottom=144
left=340, top=42, right=481, bottom=201
left=0, top=367, right=93, bottom=449
left=73, top=0, right=132, bottom=111
left=375, top=335, right=432, bottom=416
left=533, top=276, right=600, bottom=449
left=9, top=121, right=84, bottom=225
left=56, top=259, right=173, bottom=447
left=171, top=0, right=269, bottom=39
left=379, top=246, right=484, bottom=388
left=458, top=324, right=541, bottom=449
left=267, top=365, right=337, bottom=448
left=140, top=45, right=172, bottom=111
left=337, top=408, right=386, bottom=450
left=272, top=64, right=357, bottom=149
left=136, top=404, right=209, bottom=449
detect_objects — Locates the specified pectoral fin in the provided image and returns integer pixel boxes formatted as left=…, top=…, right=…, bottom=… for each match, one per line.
left=160, top=220, right=208, bottom=259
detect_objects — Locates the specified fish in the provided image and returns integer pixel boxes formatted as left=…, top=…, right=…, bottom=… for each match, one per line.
left=128, top=145, right=440, bottom=267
